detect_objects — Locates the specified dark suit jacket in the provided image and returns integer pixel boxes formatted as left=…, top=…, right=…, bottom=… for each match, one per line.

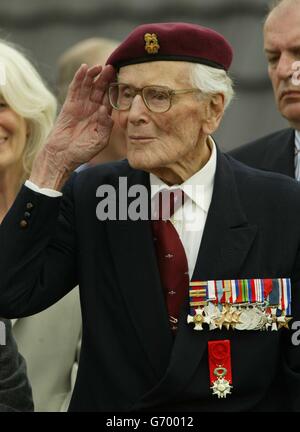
left=229, top=128, right=295, bottom=178
left=0, top=319, right=33, bottom=412
left=0, top=149, right=300, bottom=412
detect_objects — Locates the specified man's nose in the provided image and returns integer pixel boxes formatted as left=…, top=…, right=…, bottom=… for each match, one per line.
left=276, top=53, right=294, bottom=81
left=128, top=94, right=149, bottom=124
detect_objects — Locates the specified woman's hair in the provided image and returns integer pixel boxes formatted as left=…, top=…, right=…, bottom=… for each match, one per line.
left=189, top=63, right=234, bottom=110
left=0, top=39, right=57, bottom=183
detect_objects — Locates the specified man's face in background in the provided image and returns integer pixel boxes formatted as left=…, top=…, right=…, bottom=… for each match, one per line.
left=264, top=0, right=300, bottom=129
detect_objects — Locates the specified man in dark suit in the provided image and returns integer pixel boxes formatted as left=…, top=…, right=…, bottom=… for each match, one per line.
left=0, top=23, right=300, bottom=412
left=0, top=319, right=33, bottom=411
left=230, top=0, right=300, bottom=178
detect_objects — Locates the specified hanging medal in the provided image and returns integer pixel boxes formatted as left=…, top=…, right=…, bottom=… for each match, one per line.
left=208, top=340, right=233, bottom=398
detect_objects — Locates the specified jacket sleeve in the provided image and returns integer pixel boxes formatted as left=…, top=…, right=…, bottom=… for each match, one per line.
left=0, top=173, right=78, bottom=318
left=0, top=319, right=33, bottom=411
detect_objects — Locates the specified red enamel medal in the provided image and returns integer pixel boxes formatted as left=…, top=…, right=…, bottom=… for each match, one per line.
left=208, top=340, right=233, bottom=398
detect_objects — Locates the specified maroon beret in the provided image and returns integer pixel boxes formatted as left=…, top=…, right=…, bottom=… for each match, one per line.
left=106, top=22, right=233, bottom=71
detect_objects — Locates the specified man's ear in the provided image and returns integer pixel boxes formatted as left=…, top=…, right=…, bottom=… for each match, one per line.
left=202, top=93, right=225, bottom=135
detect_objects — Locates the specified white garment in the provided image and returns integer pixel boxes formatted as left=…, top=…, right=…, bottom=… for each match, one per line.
left=10, top=289, right=81, bottom=412
left=150, top=137, right=216, bottom=278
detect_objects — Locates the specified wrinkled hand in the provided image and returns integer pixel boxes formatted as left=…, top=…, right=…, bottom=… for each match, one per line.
left=46, top=64, right=116, bottom=171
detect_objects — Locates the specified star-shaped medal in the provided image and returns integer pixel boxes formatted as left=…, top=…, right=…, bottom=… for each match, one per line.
left=211, top=377, right=233, bottom=398
left=277, top=311, right=293, bottom=329
left=215, top=304, right=242, bottom=330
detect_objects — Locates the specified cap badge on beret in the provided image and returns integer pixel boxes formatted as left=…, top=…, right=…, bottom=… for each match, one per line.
left=144, top=33, right=160, bottom=54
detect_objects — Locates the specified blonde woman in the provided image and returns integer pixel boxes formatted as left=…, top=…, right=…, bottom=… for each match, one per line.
left=0, top=40, right=81, bottom=411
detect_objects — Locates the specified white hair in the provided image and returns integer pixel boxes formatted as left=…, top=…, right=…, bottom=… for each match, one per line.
left=0, top=40, right=57, bottom=182
left=189, top=63, right=234, bottom=110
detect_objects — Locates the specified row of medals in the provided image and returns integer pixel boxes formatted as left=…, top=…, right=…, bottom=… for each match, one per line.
left=187, top=302, right=293, bottom=399
left=188, top=302, right=292, bottom=331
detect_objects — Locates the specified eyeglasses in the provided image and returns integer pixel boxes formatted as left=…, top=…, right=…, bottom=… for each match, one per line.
left=108, top=83, right=201, bottom=113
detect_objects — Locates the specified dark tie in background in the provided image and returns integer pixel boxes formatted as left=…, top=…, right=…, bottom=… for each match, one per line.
left=151, top=189, right=189, bottom=331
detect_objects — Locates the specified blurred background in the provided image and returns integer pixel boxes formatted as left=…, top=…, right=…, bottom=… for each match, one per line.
left=0, top=0, right=288, bottom=151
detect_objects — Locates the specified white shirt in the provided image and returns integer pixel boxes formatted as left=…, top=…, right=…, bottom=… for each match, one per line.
left=295, top=130, right=300, bottom=181
left=25, top=138, right=217, bottom=279
left=150, top=137, right=216, bottom=279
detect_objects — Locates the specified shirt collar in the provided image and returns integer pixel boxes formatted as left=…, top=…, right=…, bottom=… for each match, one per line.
left=295, top=130, right=300, bottom=151
left=150, top=136, right=217, bottom=212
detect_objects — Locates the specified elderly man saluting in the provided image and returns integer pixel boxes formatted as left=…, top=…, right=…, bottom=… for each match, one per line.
left=0, top=23, right=300, bottom=412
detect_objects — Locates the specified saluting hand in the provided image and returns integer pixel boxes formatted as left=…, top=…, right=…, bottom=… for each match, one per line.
left=30, top=64, right=116, bottom=190
left=50, top=64, right=115, bottom=168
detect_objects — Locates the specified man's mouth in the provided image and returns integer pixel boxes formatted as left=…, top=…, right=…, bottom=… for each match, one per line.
left=280, top=90, right=300, bottom=100
left=129, top=136, right=155, bottom=140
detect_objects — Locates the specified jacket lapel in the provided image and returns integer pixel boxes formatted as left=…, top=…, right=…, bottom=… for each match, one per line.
left=132, top=149, right=257, bottom=410
left=191, top=150, right=258, bottom=281
left=262, top=129, right=295, bottom=178
left=106, top=168, right=173, bottom=380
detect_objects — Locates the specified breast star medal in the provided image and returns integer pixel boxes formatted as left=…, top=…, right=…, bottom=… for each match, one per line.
left=210, top=367, right=233, bottom=398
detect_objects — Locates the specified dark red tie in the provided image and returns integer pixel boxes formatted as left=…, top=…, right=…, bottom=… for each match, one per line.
left=151, top=189, right=189, bottom=331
